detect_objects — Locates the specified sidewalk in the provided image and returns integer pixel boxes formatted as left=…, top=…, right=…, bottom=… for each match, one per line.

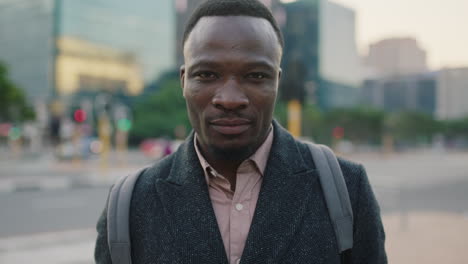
left=384, top=211, right=468, bottom=264
left=1, top=212, right=466, bottom=264
left=0, top=229, right=96, bottom=264
left=0, top=151, right=155, bottom=193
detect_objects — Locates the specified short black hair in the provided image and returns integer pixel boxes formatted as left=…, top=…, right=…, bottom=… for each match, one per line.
left=182, top=0, right=284, bottom=49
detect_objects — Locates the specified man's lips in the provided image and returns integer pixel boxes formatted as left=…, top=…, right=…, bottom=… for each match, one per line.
left=209, top=118, right=252, bottom=135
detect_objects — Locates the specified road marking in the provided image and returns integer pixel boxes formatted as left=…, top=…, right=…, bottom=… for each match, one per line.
left=32, top=196, right=88, bottom=211
left=0, top=228, right=96, bottom=252
left=38, top=178, right=72, bottom=190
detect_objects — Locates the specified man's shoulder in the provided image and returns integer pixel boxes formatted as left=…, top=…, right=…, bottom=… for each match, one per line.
left=294, top=140, right=376, bottom=215
left=293, top=140, right=366, bottom=191
left=336, top=156, right=365, bottom=177
left=336, top=156, right=366, bottom=192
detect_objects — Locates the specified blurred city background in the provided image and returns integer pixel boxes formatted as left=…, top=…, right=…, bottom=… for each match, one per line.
left=0, top=0, right=467, bottom=263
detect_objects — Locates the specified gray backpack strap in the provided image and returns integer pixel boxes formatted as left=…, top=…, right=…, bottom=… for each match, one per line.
left=107, top=167, right=147, bottom=264
left=306, top=143, right=353, bottom=253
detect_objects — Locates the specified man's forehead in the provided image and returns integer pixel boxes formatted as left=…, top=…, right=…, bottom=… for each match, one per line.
left=194, top=15, right=272, bottom=30
left=184, top=16, right=282, bottom=62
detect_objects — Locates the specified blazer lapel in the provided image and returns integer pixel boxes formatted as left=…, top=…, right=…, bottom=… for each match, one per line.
left=154, top=133, right=228, bottom=264
left=241, top=121, right=322, bottom=263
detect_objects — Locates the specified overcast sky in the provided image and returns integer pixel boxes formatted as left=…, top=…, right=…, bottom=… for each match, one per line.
left=332, top=0, right=468, bottom=70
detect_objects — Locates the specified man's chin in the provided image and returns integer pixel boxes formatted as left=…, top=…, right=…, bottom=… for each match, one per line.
left=209, top=144, right=254, bottom=162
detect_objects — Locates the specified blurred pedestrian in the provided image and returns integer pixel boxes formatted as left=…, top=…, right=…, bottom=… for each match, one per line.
left=95, top=0, right=387, bottom=263
left=49, top=115, right=61, bottom=148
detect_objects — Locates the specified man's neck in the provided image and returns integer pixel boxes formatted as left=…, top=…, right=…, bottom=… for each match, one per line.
left=195, top=125, right=273, bottom=188
left=198, top=145, right=247, bottom=185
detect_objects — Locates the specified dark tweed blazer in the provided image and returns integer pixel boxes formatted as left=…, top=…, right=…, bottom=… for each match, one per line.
left=95, top=121, right=387, bottom=264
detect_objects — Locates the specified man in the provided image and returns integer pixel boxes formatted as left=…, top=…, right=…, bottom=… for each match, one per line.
left=95, top=0, right=387, bottom=263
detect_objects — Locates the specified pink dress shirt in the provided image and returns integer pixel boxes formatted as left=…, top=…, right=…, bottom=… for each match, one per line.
left=194, top=128, right=274, bottom=264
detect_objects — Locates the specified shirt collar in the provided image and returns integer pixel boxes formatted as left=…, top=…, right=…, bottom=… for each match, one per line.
left=194, top=125, right=274, bottom=179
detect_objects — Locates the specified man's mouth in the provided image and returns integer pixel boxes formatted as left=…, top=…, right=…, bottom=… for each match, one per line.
left=209, top=118, right=252, bottom=135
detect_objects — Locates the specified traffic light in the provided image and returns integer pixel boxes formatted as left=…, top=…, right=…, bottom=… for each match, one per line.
left=8, top=126, right=22, bottom=140
left=332, top=126, right=345, bottom=140
left=73, top=109, right=87, bottom=123
left=117, top=118, right=132, bottom=132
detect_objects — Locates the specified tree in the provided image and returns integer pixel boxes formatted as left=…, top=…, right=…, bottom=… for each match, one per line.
left=443, top=116, right=468, bottom=140
left=320, top=107, right=385, bottom=145
left=302, top=103, right=325, bottom=142
left=273, top=99, right=288, bottom=127
left=130, top=78, right=191, bottom=143
left=385, top=111, right=441, bottom=145
left=0, top=62, right=35, bottom=122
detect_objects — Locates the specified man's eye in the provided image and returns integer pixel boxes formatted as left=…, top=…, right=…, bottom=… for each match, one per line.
left=247, top=72, right=268, bottom=79
left=195, top=72, right=217, bottom=80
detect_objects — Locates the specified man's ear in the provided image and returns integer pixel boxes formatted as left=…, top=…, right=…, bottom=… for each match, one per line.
left=180, top=65, right=186, bottom=97
left=278, top=68, right=282, bottom=80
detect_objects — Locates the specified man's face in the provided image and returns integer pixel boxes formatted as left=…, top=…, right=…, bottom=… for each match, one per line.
left=181, top=16, right=282, bottom=159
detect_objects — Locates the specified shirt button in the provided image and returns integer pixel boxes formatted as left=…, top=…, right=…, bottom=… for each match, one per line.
left=235, top=203, right=244, bottom=211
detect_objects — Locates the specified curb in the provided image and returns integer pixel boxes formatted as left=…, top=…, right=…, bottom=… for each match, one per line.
left=0, top=178, right=115, bottom=194
left=0, top=173, right=130, bottom=194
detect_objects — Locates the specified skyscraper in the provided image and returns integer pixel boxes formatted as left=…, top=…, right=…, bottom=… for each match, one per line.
left=175, top=0, right=203, bottom=68
left=281, top=0, right=362, bottom=109
left=0, top=0, right=55, bottom=101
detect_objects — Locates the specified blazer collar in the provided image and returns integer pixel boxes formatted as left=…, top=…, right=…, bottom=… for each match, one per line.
left=268, top=119, right=308, bottom=174
left=163, top=130, right=201, bottom=186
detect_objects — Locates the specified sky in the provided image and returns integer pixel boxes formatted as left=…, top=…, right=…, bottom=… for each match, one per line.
left=331, top=0, right=468, bottom=70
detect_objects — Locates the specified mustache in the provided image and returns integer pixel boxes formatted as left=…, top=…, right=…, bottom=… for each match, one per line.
left=206, top=112, right=255, bottom=123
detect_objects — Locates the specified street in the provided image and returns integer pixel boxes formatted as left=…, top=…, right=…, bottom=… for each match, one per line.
left=0, top=187, right=108, bottom=237
left=1, top=150, right=468, bottom=263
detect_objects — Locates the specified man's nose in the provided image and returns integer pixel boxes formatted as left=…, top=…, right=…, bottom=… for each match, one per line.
left=212, top=79, right=249, bottom=111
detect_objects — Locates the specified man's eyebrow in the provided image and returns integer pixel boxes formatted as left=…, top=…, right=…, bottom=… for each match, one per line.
left=243, top=61, right=276, bottom=71
left=187, top=59, right=277, bottom=71
left=187, top=60, right=222, bottom=70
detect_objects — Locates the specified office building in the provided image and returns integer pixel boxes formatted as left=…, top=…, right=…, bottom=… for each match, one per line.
left=436, top=67, right=468, bottom=120
left=362, top=73, right=436, bottom=116
left=365, top=37, right=428, bottom=77
left=281, top=0, right=362, bottom=109
left=0, top=0, right=54, bottom=101
left=363, top=67, right=468, bottom=120
left=55, top=37, right=143, bottom=96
